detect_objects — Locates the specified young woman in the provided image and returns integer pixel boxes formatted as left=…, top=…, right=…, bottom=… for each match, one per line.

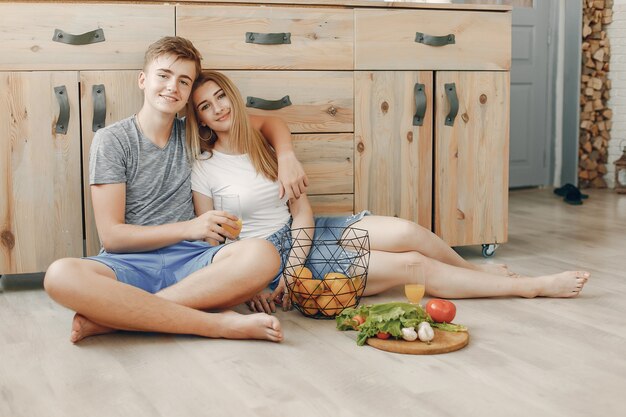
left=187, top=70, right=590, bottom=314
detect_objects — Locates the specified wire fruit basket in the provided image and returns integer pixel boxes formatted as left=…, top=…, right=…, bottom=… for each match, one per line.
left=280, top=226, right=370, bottom=319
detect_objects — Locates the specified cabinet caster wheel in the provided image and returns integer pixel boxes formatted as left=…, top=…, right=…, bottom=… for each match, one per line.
left=482, top=244, right=498, bottom=258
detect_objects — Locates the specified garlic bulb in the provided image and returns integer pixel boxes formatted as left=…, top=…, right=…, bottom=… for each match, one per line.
left=417, top=322, right=434, bottom=343
left=401, top=327, right=418, bottom=341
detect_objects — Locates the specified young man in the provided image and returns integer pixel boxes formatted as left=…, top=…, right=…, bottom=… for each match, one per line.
left=44, top=36, right=308, bottom=343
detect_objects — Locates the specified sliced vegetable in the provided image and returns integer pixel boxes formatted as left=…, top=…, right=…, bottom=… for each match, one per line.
left=376, top=332, right=390, bottom=339
left=352, top=314, right=365, bottom=326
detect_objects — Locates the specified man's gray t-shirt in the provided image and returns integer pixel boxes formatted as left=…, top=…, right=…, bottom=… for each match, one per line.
left=89, top=116, right=195, bottom=226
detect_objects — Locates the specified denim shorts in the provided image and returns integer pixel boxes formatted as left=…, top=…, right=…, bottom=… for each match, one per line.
left=86, top=240, right=224, bottom=293
left=265, top=210, right=370, bottom=290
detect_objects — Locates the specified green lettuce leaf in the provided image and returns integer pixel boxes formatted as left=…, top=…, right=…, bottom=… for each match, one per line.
left=336, top=302, right=434, bottom=346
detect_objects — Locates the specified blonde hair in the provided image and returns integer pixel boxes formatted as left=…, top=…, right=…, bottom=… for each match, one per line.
left=144, top=36, right=202, bottom=81
left=186, top=71, right=278, bottom=181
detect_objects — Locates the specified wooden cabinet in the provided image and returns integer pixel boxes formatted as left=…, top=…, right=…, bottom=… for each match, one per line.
left=0, top=72, right=83, bottom=274
left=355, top=70, right=510, bottom=247
left=80, top=72, right=146, bottom=257
left=434, top=71, right=509, bottom=247
left=179, top=5, right=357, bottom=217
left=0, top=3, right=174, bottom=272
left=354, top=71, right=433, bottom=229
left=0, top=1, right=511, bottom=275
left=354, top=8, right=511, bottom=250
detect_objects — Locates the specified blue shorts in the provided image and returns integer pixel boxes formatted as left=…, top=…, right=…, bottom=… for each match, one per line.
left=265, top=211, right=370, bottom=290
left=86, top=240, right=224, bottom=293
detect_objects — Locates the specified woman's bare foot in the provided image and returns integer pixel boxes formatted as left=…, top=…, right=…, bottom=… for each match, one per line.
left=524, top=271, right=590, bottom=298
left=215, top=311, right=283, bottom=342
left=71, top=314, right=115, bottom=343
left=477, top=263, right=512, bottom=277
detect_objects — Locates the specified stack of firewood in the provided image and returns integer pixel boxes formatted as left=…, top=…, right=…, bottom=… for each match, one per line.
left=580, top=0, right=613, bottom=188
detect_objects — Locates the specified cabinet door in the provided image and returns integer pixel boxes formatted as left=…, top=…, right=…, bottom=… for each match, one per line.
left=0, top=72, right=82, bottom=274
left=434, top=71, right=509, bottom=247
left=354, top=71, right=433, bottom=228
left=80, top=71, right=145, bottom=256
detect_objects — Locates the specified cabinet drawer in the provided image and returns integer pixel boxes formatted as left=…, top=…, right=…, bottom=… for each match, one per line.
left=0, top=4, right=174, bottom=70
left=223, top=71, right=353, bottom=133
left=295, top=134, right=353, bottom=195
left=309, top=195, right=354, bottom=216
left=177, top=6, right=353, bottom=70
left=355, top=9, right=510, bottom=70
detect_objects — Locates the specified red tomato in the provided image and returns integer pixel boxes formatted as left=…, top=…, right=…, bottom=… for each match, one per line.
left=376, top=331, right=390, bottom=339
left=352, top=315, right=365, bottom=326
left=426, top=299, right=456, bottom=323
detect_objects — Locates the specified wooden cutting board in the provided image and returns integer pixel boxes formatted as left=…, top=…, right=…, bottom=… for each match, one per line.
left=366, top=329, right=469, bottom=355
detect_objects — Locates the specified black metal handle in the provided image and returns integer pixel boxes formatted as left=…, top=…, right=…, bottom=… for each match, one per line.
left=444, top=83, right=459, bottom=127
left=413, top=83, right=426, bottom=127
left=53, top=28, right=105, bottom=45
left=245, top=32, right=291, bottom=45
left=246, top=96, right=292, bottom=111
left=415, top=32, right=455, bottom=47
left=92, top=85, right=106, bottom=132
left=54, top=86, right=69, bottom=135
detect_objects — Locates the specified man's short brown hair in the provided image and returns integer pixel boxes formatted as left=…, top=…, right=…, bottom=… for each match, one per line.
left=144, top=36, right=202, bottom=80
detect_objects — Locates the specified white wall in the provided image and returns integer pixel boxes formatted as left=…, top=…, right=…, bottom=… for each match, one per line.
left=606, top=0, right=626, bottom=187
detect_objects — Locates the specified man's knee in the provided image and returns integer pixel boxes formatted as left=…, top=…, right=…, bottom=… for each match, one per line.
left=44, top=258, right=80, bottom=298
left=239, top=239, right=280, bottom=276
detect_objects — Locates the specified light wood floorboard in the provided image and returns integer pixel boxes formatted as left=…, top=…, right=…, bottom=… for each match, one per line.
left=1, top=188, right=625, bottom=417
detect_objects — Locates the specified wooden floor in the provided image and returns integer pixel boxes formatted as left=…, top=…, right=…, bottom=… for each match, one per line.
left=1, top=188, right=625, bottom=417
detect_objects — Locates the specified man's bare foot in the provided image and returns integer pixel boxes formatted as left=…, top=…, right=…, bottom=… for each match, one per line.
left=525, top=271, right=590, bottom=298
left=477, top=263, right=512, bottom=277
left=71, top=314, right=115, bottom=343
left=216, top=311, right=283, bottom=342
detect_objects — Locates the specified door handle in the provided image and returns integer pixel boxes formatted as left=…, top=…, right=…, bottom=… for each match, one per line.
left=444, top=83, right=458, bottom=126
left=92, top=85, right=106, bottom=132
left=415, top=32, right=455, bottom=47
left=246, top=95, right=292, bottom=111
left=54, top=86, right=69, bottom=135
left=53, top=28, right=105, bottom=45
left=413, top=83, right=426, bottom=126
left=245, top=32, right=291, bottom=45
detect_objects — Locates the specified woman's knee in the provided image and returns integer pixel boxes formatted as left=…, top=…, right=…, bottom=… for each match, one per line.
left=398, top=219, right=433, bottom=245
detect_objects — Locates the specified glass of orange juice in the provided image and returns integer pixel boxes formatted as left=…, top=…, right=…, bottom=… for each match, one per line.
left=405, top=263, right=426, bottom=304
left=215, top=194, right=242, bottom=242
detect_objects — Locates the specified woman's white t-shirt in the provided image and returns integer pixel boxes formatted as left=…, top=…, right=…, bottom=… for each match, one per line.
left=191, top=150, right=290, bottom=239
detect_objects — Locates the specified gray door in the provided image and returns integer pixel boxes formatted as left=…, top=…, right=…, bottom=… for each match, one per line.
left=509, top=1, right=551, bottom=187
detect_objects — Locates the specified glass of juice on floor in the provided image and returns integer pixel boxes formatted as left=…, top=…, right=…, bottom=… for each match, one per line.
left=216, top=194, right=242, bottom=242
left=405, top=263, right=426, bottom=305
